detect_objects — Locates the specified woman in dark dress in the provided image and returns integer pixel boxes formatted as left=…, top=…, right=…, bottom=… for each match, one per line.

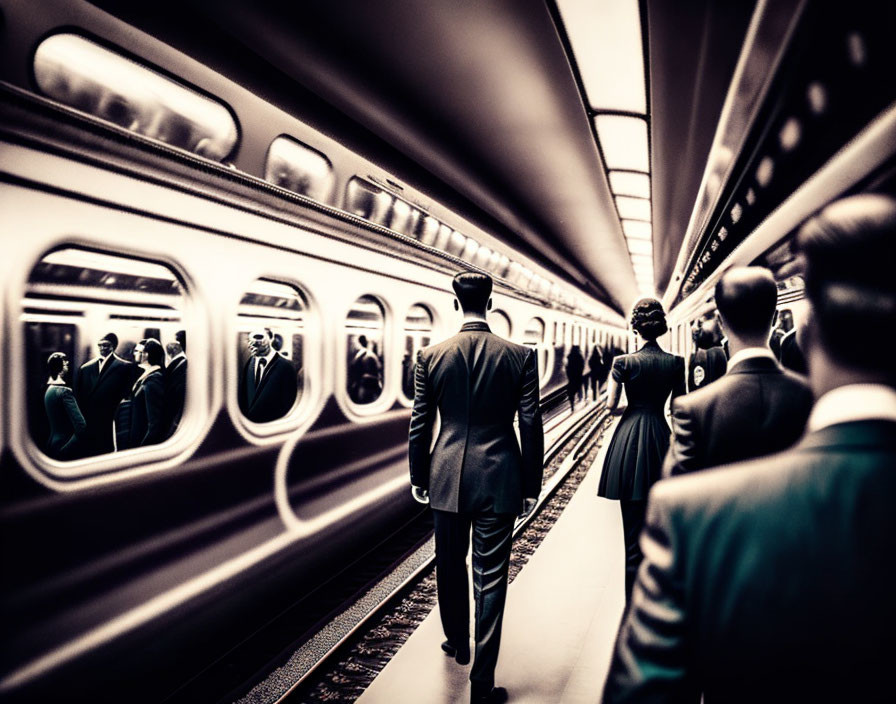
left=597, top=298, right=685, bottom=602
left=116, top=338, right=166, bottom=450
left=44, top=352, right=87, bottom=460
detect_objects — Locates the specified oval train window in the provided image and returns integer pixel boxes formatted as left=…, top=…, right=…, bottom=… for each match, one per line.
left=346, top=296, right=385, bottom=405
left=34, top=34, right=238, bottom=160
left=265, top=135, right=334, bottom=202
left=402, top=305, right=434, bottom=400
left=236, top=280, right=305, bottom=424
left=24, top=248, right=187, bottom=461
left=345, top=178, right=393, bottom=225
left=488, top=310, right=511, bottom=339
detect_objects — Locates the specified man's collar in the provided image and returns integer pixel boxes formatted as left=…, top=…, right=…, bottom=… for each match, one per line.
left=808, top=384, right=896, bottom=432
left=170, top=353, right=186, bottom=364
left=727, top=346, right=776, bottom=371
left=460, top=320, right=490, bottom=332
left=257, top=349, right=276, bottom=365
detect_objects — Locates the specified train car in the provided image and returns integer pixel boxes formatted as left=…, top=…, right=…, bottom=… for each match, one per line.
left=1, top=0, right=894, bottom=701
left=0, top=1, right=628, bottom=700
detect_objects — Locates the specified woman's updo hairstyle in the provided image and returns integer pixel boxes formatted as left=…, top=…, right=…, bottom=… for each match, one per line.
left=630, top=298, right=668, bottom=341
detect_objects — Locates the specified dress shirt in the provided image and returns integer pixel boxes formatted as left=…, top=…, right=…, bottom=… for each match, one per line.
left=725, top=346, right=776, bottom=372
left=254, top=350, right=276, bottom=381
left=807, top=383, right=896, bottom=432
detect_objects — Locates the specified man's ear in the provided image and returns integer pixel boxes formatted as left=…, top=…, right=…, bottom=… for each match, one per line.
left=453, top=299, right=459, bottom=311
left=487, top=298, right=492, bottom=311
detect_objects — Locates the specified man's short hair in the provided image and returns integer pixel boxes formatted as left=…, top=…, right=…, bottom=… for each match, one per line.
left=453, top=271, right=492, bottom=314
left=714, top=267, right=778, bottom=339
left=100, top=332, right=118, bottom=350
left=141, top=338, right=165, bottom=367
left=166, top=341, right=183, bottom=357
left=796, top=193, right=896, bottom=371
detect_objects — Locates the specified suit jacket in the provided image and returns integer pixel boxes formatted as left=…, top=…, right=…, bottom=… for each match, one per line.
left=238, top=353, right=297, bottom=423
left=408, top=321, right=544, bottom=515
left=664, top=356, right=813, bottom=476
left=686, top=346, right=727, bottom=392
left=117, top=369, right=165, bottom=450
left=163, top=356, right=188, bottom=438
left=44, top=384, right=87, bottom=459
left=74, top=355, right=138, bottom=455
left=603, top=420, right=896, bottom=703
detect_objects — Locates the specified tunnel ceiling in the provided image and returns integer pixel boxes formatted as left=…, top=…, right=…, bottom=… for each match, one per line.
left=89, top=0, right=755, bottom=316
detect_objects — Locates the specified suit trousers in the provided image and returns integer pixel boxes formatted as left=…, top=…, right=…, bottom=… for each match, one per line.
left=620, top=500, right=647, bottom=603
left=432, top=509, right=516, bottom=692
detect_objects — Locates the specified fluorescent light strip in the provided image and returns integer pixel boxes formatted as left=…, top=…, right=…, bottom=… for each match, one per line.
left=595, top=115, right=649, bottom=172
left=627, top=238, right=652, bottom=256
left=609, top=171, right=651, bottom=198
left=622, top=220, right=652, bottom=240
left=615, top=196, right=651, bottom=221
left=556, top=0, right=646, bottom=113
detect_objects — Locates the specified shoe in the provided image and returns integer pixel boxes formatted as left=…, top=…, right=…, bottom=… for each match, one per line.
left=470, top=686, right=508, bottom=703
left=441, top=639, right=471, bottom=665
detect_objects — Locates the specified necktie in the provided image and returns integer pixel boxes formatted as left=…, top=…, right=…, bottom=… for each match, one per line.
left=255, top=357, right=267, bottom=387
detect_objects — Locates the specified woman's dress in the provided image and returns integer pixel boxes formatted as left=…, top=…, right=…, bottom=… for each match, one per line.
left=598, top=341, right=686, bottom=500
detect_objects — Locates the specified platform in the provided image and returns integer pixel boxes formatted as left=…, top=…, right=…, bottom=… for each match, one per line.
left=356, top=421, right=625, bottom=703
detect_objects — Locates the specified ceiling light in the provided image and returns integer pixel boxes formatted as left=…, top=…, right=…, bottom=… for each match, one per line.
left=627, top=238, right=652, bottom=256
left=616, top=196, right=651, bottom=221
left=555, top=0, right=646, bottom=113
left=622, top=220, right=652, bottom=240
left=609, top=171, right=650, bottom=198
left=595, top=115, right=649, bottom=172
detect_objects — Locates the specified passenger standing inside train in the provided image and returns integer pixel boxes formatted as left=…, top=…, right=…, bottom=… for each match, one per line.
left=597, top=299, right=685, bottom=604
left=408, top=272, right=543, bottom=704
left=238, top=327, right=297, bottom=422
left=565, top=344, right=585, bottom=412
left=602, top=193, right=896, bottom=703
left=779, top=321, right=809, bottom=375
left=687, top=316, right=727, bottom=392
left=73, top=332, right=137, bottom=456
left=769, top=308, right=793, bottom=360
left=116, top=339, right=166, bottom=450
left=44, top=352, right=87, bottom=460
left=349, top=334, right=384, bottom=404
left=163, top=338, right=188, bottom=438
left=663, top=267, right=813, bottom=477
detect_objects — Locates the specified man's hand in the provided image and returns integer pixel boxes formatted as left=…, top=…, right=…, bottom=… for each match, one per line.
left=520, top=497, right=537, bottom=518
left=411, top=485, right=430, bottom=504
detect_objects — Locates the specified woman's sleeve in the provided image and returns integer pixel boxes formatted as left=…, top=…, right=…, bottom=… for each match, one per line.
left=610, top=355, right=627, bottom=383
left=62, top=388, right=88, bottom=437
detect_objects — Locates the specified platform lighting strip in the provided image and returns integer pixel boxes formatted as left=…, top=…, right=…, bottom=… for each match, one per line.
left=555, top=0, right=654, bottom=297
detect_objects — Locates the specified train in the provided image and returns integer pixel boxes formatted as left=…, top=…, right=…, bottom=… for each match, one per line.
left=0, top=1, right=630, bottom=700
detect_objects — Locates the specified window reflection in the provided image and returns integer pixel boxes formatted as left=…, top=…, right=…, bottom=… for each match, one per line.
left=346, top=296, right=385, bottom=405
left=345, top=178, right=393, bottom=225
left=402, top=305, right=434, bottom=400
left=24, top=248, right=186, bottom=460
left=265, top=135, right=334, bottom=202
left=236, top=280, right=304, bottom=424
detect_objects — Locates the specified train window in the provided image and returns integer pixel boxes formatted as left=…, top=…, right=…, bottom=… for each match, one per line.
left=474, top=246, right=492, bottom=269
left=265, top=135, right=334, bottom=202
left=23, top=248, right=186, bottom=462
left=388, top=198, right=413, bottom=233
left=434, top=223, right=453, bottom=250
left=346, top=296, right=385, bottom=405
left=523, top=317, right=549, bottom=381
left=34, top=34, right=238, bottom=160
left=417, top=215, right=441, bottom=245
left=236, top=280, right=305, bottom=424
left=345, top=178, right=393, bottom=225
left=489, top=309, right=511, bottom=339
left=462, top=238, right=480, bottom=262
left=446, top=230, right=467, bottom=257
left=401, top=305, right=434, bottom=400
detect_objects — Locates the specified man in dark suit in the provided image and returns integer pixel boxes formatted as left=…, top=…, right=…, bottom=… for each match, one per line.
left=663, top=267, right=813, bottom=476
left=603, top=193, right=896, bottom=702
left=409, top=272, right=544, bottom=704
left=238, top=327, right=297, bottom=423
left=73, top=332, right=137, bottom=456
left=163, top=338, right=188, bottom=438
